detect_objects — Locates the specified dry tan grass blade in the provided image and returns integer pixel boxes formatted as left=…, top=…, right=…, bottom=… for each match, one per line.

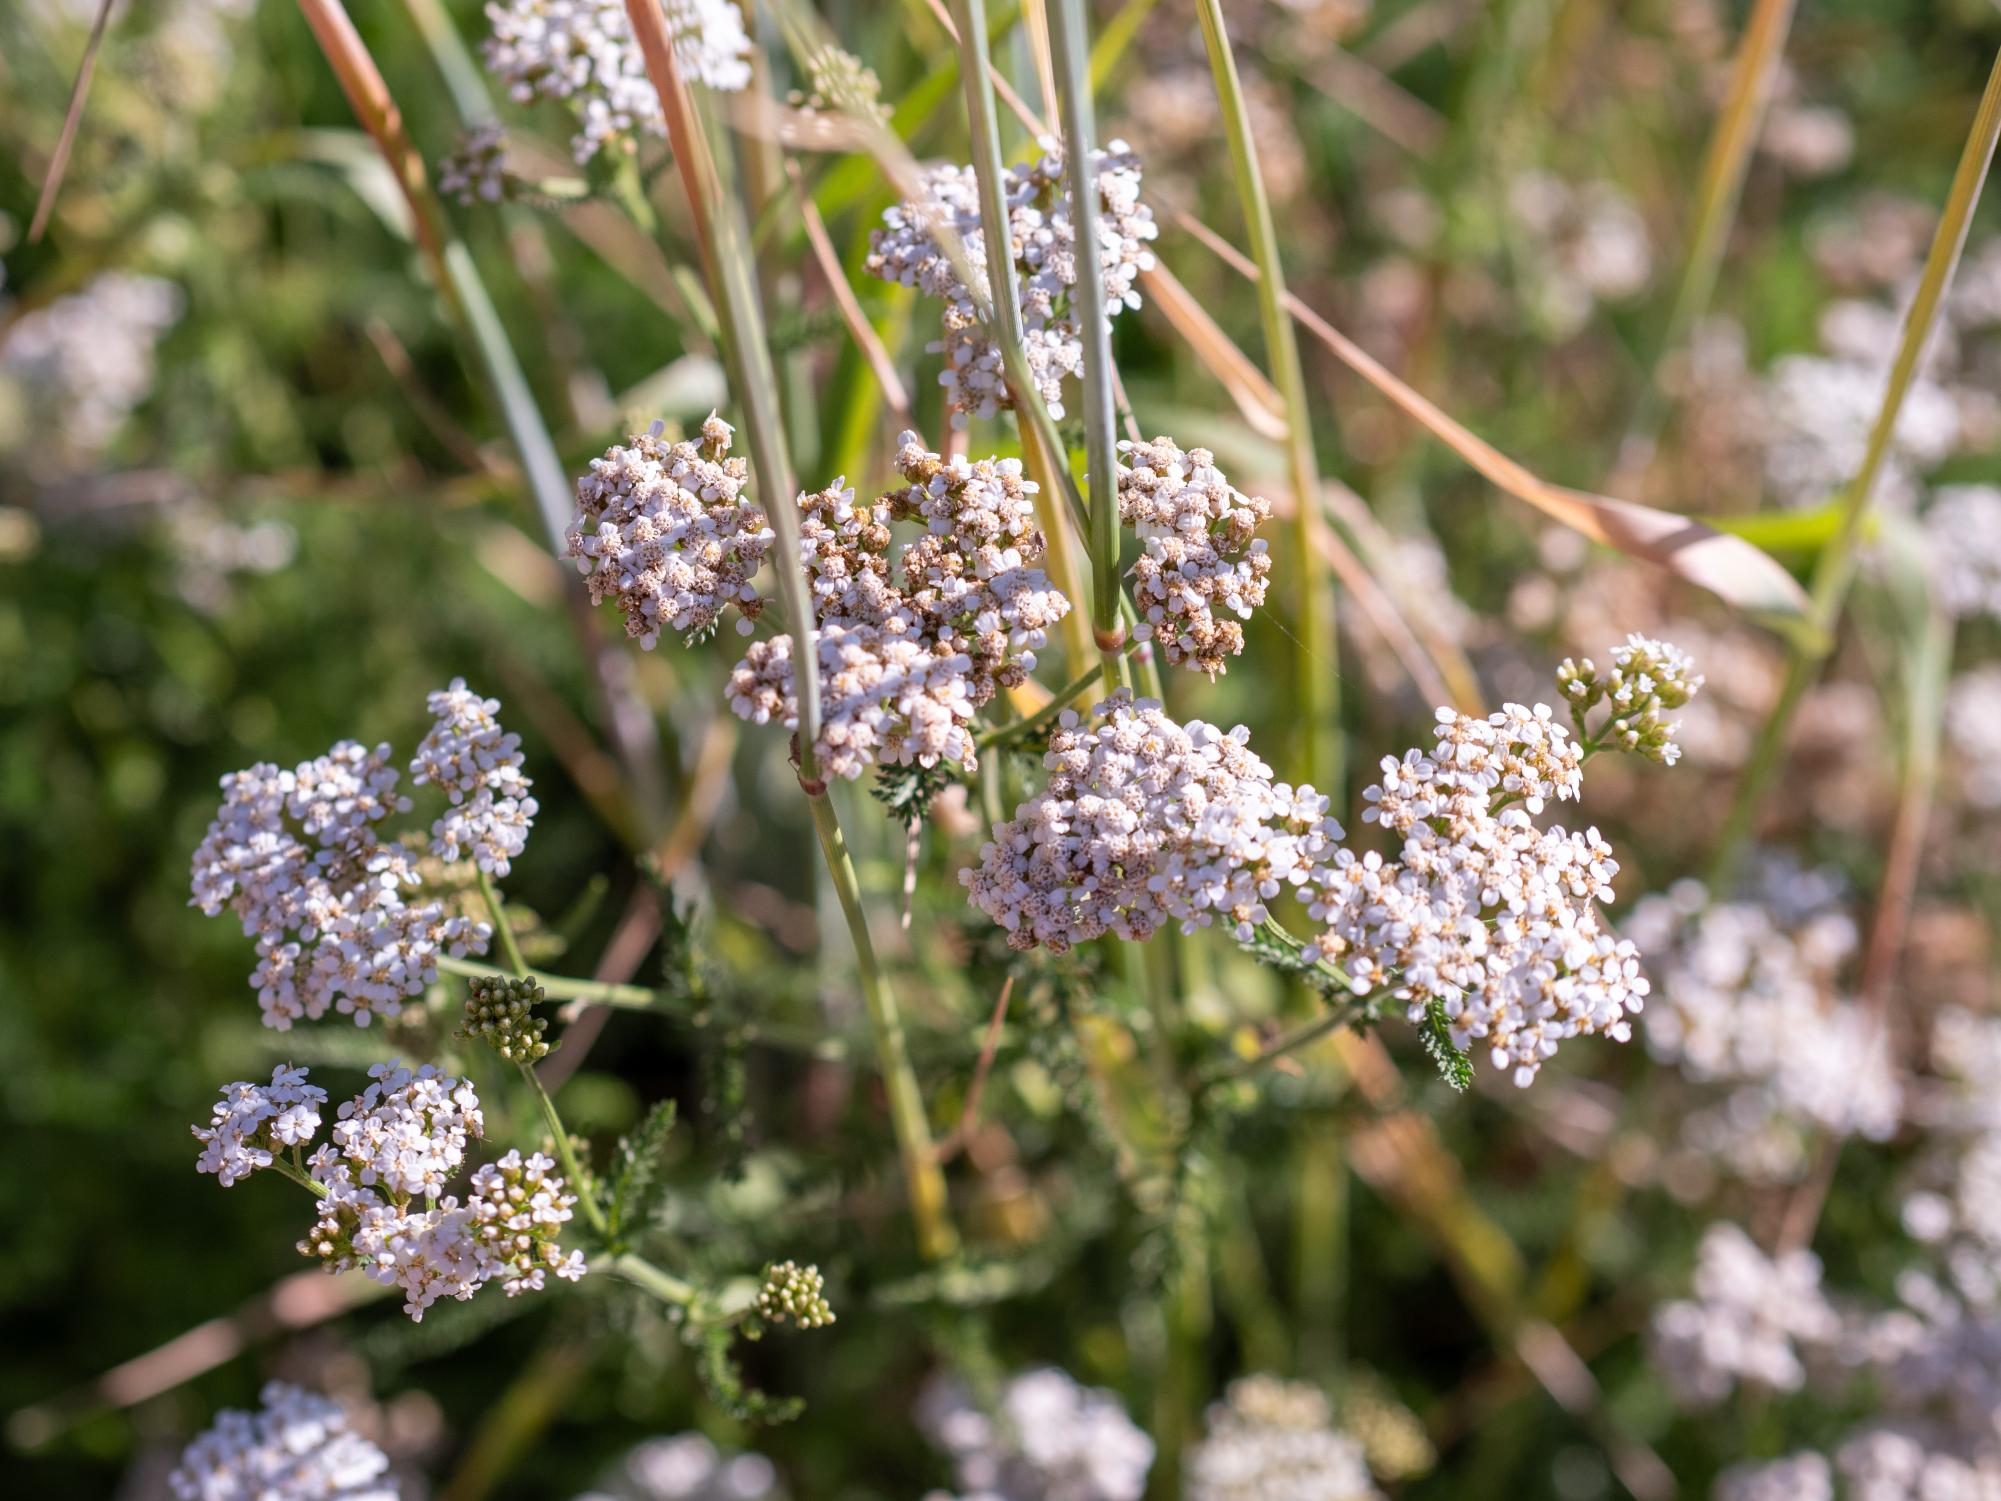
left=1144, top=265, right=1289, bottom=440
left=1175, top=213, right=1814, bottom=626
left=29, top=0, right=118, bottom=244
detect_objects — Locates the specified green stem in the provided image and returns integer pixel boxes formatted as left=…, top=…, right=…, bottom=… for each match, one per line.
left=476, top=867, right=528, bottom=980
left=443, top=955, right=658, bottom=1011
left=1194, top=0, right=1339, bottom=798
left=1198, top=1008, right=1353, bottom=1090
left=1046, top=0, right=1126, bottom=666
left=607, top=1251, right=701, bottom=1308
left=1711, top=47, right=2001, bottom=888
left=518, top=1057, right=610, bottom=1240
left=973, top=655, right=1122, bottom=751
left=272, top=1153, right=331, bottom=1200
left=807, top=794, right=959, bottom=1260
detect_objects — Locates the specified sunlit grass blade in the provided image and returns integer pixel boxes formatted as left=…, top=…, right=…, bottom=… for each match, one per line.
left=1712, top=46, right=2001, bottom=884
left=1194, top=0, right=1341, bottom=795
left=621, top=0, right=958, bottom=1261
left=1174, top=212, right=1815, bottom=627
left=1611, top=0, right=1799, bottom=490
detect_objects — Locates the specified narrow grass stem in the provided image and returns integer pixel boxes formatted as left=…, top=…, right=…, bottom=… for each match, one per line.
left=948, top=0, right=1091, bottom=540
left=1198, top=1008, right=1353, bottom=1090
left=1193, top=0, right=1339, bottom=798
left=1711, top=48, right=2001, bottom=887
left=1611, top=0, right=1798, bottom=490
left=807, top=795, right=959, bottom=1259
left=623, top=1, right=958, bottom=1260
left=1046, top=0, right=1126, bottom=664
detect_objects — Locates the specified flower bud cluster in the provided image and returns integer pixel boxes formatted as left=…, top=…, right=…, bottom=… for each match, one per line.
left=1115, top=436, right=1273, bottom=677
left=866, top=140, right=1157, bottom=427
left=567, top=416, right=774, bottom=649
left=189, top=717, right=498, bottom=1029
left=756, top=1260, right=835, bottom=1329
left=192, top=1065, right=328, bottom=1187
left=459, top=975, right=554, bottom=1064
left=962, top=690, right=1340, bottom=952
left=168, top=1381, right=395, bottom=1501
left=1556, top=633, right=1704, bottom=763
left=412, top=678, right=538, bottom=876
left=1186, top=1376, right=1383, bottom=1501
left=728, top=435, right=1071, bottom=779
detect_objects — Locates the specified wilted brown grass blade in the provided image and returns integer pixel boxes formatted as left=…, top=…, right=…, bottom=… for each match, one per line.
left=29, top=0, right=117, bottom=243
left=1145, top=264, right=1289, bottom=439
left=1174, top=213, right=1815, bottom=625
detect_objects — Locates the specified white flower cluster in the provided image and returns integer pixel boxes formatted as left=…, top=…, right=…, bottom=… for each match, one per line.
left=918, top=1367, right=1154, bottom=1501
left=570, top=1431, right=783, bottom=1501
left=1505, top=172, right=1653, bottom=337
left=1624, top=866, right=1897, bottom=1181
left=189, top=730, right=493, bottom=1029
left=1759, top=303, right=1965, bottom=511
left=962, top=690, right=1339, bottom=952
left=1114, top=436, right=1273, bottom=678
left=1923, top=484, right=2001, bottom=622
left=1947, top=665, right=2001, bottom=809
left=866, top=139, right=1157, bottom=426
left=728, top=435, right=1071, bottom=779
left=481, top=0, right=750, bottom=164
left=241, top=1062, right=588, bottom=1321
left=411, top=678, right=539, bottom=876
left=0, top=271, right=183, bottom=462
left=193, top=1065, right=327, bottom=1187
left=169, top=1381, right=397, bottom=1501
left=568, top=416, right=774, bottom=648
left=1649, top=1222, right=1840, bottom=1404
left=438, top=122, right=510, bottom=205
left=1305, top=703, right=1643, bottom=1087
left=1186, top=1376, right=1383, bottom=1501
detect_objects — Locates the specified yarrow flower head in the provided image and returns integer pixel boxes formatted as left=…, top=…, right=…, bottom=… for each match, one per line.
left=169, top=1381, right=397, bottom=1501
left=728, top=434, right=1071, bottom=780
left=919, top=1366, right=1154, bottom=1501
left=411, top=678, right=538, bottom=876
left=1305, top=700, right=1641, bottom=1086
left=1115, top=436, right=1273, bottom=677
left=193, top=1064, right=327, bottom=1186
left=481, top=0, right=751, bottom=164
left=437, top=122, right=510, bottom=205
left=962, top=690, right=1340, bottom=952
left=189, top=722, right=495, bottom=1029
left=261, top=1062, right=586, bottom=1321
left=756, top=1259, right=836, bottom=1329
left=1186, top=1376, right=1383, bottom=1501
left=567, top=416, right=773, bottom=649
left=866, top=139, right=1157, bottom=427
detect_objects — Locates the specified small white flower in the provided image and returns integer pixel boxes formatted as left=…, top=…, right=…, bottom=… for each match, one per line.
left=193, top=1065, right=328, bottom=1186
